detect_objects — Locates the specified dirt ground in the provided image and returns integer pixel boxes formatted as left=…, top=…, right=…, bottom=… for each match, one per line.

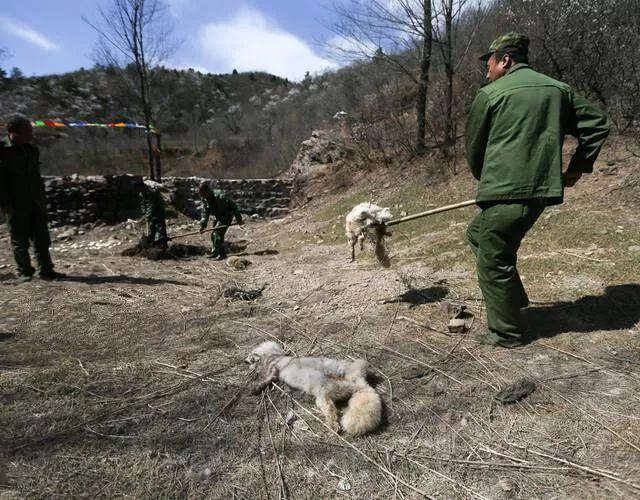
left=1, top=148, right=640, bottom=499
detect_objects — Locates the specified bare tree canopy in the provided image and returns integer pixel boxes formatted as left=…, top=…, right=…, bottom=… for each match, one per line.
left=84, top=0, right=174, bottom=70
left=84, top=0, right=176, bottom=179
left=329, top=0, right=434, bottom=154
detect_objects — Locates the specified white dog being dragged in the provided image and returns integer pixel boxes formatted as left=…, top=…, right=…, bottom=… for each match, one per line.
left=345, top=202, right=393, bottom=264
left=246, top=341, right=382, bottom=436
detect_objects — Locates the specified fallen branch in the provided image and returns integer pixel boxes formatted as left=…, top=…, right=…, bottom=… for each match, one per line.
left=401, top=455, right=490, bottom=500
left=397, top=315, right=451, bottom=337
left=374, top=342, right=463, bottom=385
left=407, top=453, right=569, bottom=472
left=506, top=441, right=640, bottom=492
left=85, top=426, right=136, bottom=440
left=263, top=397, right=289, bottom=500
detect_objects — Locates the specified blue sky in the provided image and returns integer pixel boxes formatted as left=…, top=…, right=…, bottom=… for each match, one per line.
left=0, top=0, right=343, bottom=80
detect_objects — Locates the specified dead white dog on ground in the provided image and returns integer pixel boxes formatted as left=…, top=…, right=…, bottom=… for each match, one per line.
left=345, top=202, right=393, bottom=267
left=246, top=341, right=382, bottom=436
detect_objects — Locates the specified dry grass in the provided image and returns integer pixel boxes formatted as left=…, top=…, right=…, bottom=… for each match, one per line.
left=1, top=153, right=640, bottom=499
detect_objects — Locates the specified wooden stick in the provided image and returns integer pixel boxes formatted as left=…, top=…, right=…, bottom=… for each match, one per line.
left=407, top=453, right=569, bottom=472
left=506, top=442, right=640, bottom=491
left=263, top=397, right=289, bottom=500
left=397, top=315, right=452, bottom=336
left=374, top=342, right=463, bottom=385
left=165, top=223, right=238, bottom=242
left=401, top=455, right=490, bottom=500
left=386, top=199, right=476, bottom=227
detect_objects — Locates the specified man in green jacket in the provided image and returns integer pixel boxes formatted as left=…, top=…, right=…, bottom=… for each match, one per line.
left=198, top=182, right=243, bottom=260
left=465, top=33, right=610, bottom=347
left=0, top=115, right=63, bottom=281
left=139, top=179, right=168, bottom=248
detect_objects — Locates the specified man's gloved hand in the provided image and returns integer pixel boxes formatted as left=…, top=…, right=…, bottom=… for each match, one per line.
left=562, top=170, right=582, bottom=187
left=237, top=218, right=244, bottom=226
left=199, top=225, right=206, bottom=234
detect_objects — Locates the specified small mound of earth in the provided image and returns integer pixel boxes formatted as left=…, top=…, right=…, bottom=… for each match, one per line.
left=226, top=256, right=252, bottom=270
left=169, top=243, right=209, bottom=258
left=222, top=285, right=263, bottom=300
left=121, top=238, right=209, bottom=261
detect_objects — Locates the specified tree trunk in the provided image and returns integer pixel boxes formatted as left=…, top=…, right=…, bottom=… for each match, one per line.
left=154, top=133, right=162, bottom=181
left=416, top=0, right=433, bottom=155
left=443, top=0, right=454, bottom=153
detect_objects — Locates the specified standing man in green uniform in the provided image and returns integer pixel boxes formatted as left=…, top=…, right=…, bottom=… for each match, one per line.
left=198, top=181, right=243, bottom=260
left=465, top=33, right=610, bottom=347
left=0, top=115, right=63, bottom=282
left=139, top=179, right=168, bottom=248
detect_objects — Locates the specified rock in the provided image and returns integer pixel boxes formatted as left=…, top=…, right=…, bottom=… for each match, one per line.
left=199, top=468, right=212, bottom=482
left=441, top=301, right=466, bottom=319
left=337, top=479, right=351, bottom=491
left=285, top=411, right=298, bottom=426
left=628, top=246, right=640, bottom=253
left=496, top=478, right=519, bottom=497
left=293, top=419, right=310, bottom=432
left=447, top=318, right=467, bottom=333
left=56, top=227, right=78, bottom=240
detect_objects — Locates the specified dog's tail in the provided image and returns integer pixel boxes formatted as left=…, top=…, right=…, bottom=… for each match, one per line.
left=340, top=385, right=382, bottom=436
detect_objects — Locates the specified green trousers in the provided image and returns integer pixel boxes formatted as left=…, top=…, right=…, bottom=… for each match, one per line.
left=147, top=217, right=167, bottom=248
left=211, top=223, right=229, bottom=257
left=8, top=206, right=54, bottom=276
left=467, top=200, right=546, bottom=340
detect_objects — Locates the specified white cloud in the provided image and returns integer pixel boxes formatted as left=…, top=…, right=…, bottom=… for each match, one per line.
left=198, top=6, right=336, bottom=81
left=0, top=15, right=59, bottom=52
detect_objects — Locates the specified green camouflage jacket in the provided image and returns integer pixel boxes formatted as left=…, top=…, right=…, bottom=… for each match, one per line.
left=139, top=188, right=166, bottom=220
left=0, top=137, right=47, bottom=211
left=465, top=63, right=610, bottom=205
left=199, top=191, right=242, bottom=229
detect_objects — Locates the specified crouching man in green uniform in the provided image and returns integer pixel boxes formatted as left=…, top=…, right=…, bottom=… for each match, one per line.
left=0, top=115, right=63, bottom=282
left=139, top=180, right=168, bottom=248
left=465, top=33, right=610, bottom=348
left=197, top=182, right=243, bottom=260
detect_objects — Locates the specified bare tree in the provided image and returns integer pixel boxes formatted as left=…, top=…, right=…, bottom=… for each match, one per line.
left=415, top=0, right=432, bottom=155
left=84, top=0, right=175, bottom=179
left=329, top=0, right=434, bottom=155
left=432, top=0, right=484, bottom=156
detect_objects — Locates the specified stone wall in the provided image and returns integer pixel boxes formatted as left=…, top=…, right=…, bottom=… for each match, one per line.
left=39, top=174, right=292, bottom=226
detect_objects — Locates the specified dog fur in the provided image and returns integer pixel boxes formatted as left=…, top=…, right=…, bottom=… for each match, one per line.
left=246, top=341, right=382, bottom=436
left=345, top=203, right=393, bottom=262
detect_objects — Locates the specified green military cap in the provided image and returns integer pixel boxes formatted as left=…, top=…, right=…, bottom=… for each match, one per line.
left=479, top=32, right=529, bottom=61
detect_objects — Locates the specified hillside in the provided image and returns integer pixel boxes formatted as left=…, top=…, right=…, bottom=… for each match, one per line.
left=2, top=139, right=639, bottom=498
left=0, top=60, right=409, bottom=179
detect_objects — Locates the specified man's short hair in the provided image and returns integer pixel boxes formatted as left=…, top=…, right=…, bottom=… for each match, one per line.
left=6, top=114, right=31, bottom=132
left=492, top=50, right=528, bottom=64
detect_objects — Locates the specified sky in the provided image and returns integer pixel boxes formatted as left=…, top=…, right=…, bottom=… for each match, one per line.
left=0, top=0, right=344, bottom=81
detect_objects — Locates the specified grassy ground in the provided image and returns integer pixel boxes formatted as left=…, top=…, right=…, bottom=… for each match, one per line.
left=1, top=149, right=640, bottom=499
